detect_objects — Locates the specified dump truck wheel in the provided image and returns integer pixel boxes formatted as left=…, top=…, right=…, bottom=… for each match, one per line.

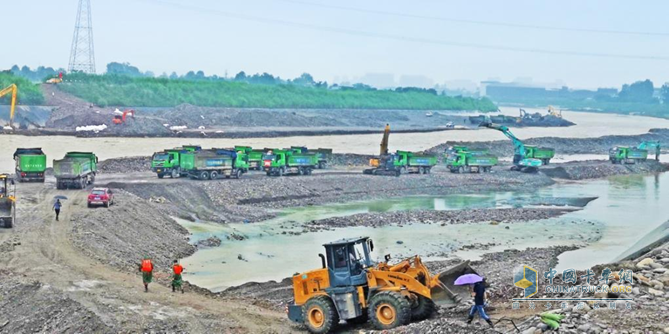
left=368, top=291, right=411, bottom=330
left=210, top=171, right=219, bottom=180
left=171, top=169, right=179, bottom=178
left=157, top=174, right=164, bottom=179
left=302, top=296, right=338, bottom=334
left=410, top=295, right=435, bottom=321
left=235, top=169, right=242, bottom=179
left=199, top=171, right=210, bottom=180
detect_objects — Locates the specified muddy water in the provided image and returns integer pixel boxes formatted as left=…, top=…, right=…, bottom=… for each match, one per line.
left=180, top=172, right=669, bottom=291
left=1, top=109, right=668, bottom=171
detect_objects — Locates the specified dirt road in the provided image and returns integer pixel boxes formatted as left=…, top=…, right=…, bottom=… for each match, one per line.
left=0, top=180, right=295, bottom=333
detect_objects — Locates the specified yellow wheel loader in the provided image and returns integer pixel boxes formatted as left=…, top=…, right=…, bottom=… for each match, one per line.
left=0, top=174, right=16, bottom=228
left=287, top=237, right=476, bottom=333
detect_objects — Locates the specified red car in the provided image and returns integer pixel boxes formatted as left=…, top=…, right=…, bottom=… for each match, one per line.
left=87, top=187, right=114, bottom=208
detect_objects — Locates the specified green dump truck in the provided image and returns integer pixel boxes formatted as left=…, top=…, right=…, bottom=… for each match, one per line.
left=396, top=150, right=438, bottom=174
left=263, top=149, right=319, bottom=176
left=187, top=149, right=249, bottom=180
left=152, top=145, right=202, bottom=178
left=525, top=146, right=555, bottom=165
left=609, top=146, right=648, bottom=164
left=445, top=150, right=498, bottom=173
left=53, top=152, right=98, bottom=189
left=234, top=146, right=268, bottom=171
left=13, top=148, right=47, bottom=182
left=291, top=146, right=332, bottom=169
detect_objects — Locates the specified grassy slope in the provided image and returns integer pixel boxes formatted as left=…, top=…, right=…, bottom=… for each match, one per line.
left=58, top=74, right=498, bottom=111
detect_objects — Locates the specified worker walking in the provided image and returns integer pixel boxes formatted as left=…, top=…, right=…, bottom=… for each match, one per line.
left=53, top=199, right=62, bottom=221
left=139, top=257, right=154, bottom=292
left=467, top=279, right=494, bottom=328
left=172, top=260, right=185, bottom=293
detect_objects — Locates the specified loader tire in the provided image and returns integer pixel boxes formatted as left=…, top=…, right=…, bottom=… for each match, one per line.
left=302, top=295, right=339, bottom=334
left=410, top=295, right=435, bottom=321
left=368, top=291, right=411, bottom=330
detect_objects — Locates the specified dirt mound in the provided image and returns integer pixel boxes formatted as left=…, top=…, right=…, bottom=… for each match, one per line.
left=98, top=156, right=151, bottom=173
left=0, top=273, right=113, bottom=333
left=70, top=189, right=195, bottom=271
left=307, top=208, right=575, bottom=230
left=541, top=160, right=668, bottom=180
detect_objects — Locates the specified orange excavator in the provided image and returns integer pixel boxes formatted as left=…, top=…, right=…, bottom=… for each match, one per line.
left=112, top=109, right=135, bottom=125
left=0, top=84, right=18, bottom=129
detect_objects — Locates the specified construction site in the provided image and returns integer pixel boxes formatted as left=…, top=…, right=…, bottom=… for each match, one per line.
left=2, top=1, right=669, bottom=334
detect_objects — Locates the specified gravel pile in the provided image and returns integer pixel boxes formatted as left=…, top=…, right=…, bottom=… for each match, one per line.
left=0, top=273, right=113, bottom=333
left=98, top=156, right=151, bottom=173
left=541, top=160, right=668, bottom=180
left=201, top=170, right=554, bottom=212
left=307, top=208, right=576, bottom=230
left=70, top=189, right=195, bottom=271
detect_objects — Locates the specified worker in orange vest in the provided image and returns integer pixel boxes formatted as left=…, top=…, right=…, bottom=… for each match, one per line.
left=172, top=260, right=185, bottom=293
left=139, top=257, right=154, bottom=292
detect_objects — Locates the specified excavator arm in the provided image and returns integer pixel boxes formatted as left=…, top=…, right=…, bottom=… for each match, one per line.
left=380, top=124, right=390, bottom=156
left=480, top=122, right=526, bottom=158
left=0, top=84, right=17, bottom=128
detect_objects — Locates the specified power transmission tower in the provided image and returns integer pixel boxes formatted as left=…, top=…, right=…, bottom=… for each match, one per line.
left=68, top=0, right=96, bottom=73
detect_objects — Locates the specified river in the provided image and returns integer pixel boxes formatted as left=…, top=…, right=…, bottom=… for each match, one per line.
left=0, top=108, right=668, bottom=171
left=180, top=172, right=669, bottom=292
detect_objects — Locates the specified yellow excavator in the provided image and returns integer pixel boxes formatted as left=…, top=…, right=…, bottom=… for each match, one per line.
left=0, top=84, right=17, bottom=128
left=287, top=237, right=475, bottom=333
left=547, top=105, right=562, bottom=118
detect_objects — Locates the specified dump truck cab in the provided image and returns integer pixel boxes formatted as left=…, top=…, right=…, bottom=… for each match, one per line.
left=152, top=145, right=201, bottom=178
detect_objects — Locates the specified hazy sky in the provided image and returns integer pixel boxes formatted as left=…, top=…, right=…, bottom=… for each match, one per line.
left=2, top=0, right=669, bottom=89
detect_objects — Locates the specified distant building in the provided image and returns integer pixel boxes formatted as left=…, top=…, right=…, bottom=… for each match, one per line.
left=398, top=75, right=434, bottom=88
left=481, top=81, right=611, bottom=103
left=358, top=73, right=396, bottom=89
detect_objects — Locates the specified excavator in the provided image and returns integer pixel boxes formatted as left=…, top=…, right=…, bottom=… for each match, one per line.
left=0, top=84, right=17, bottom=129
left=287, top=237, right=476, bottom=333
left=547, top=105, right=562, bottom=118
left=363, top=124, right=400, bottom=176
left=112, top=109, right=135, bottom=125
left=480, top=120, right=555, bottom=172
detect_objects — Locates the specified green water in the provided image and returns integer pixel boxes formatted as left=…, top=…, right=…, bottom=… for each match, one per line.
left=180, top=173, right=668, bottom=291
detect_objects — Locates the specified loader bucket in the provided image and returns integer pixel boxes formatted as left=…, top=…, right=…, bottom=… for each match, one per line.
left=430, top=261, right=478, bottom=306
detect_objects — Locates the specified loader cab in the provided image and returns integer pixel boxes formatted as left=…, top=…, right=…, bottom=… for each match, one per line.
left=323, top=237, right=373, bottom=287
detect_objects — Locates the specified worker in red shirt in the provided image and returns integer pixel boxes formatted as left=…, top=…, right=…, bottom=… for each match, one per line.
left=172, top=260, right=185, bottom=293
left=139, top=257, right=154, bottom=292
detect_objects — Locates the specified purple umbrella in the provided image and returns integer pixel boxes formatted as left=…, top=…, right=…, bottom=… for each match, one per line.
left=454, top=274, right=483, bottom=285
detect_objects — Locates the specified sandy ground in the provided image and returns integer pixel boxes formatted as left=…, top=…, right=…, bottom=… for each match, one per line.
left=0, top=180, right=295, bottom=333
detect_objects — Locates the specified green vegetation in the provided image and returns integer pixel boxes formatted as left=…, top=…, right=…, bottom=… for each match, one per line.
left=0, top=72, right=45, bottom=105
left=58, top=73, right=497, bottom=111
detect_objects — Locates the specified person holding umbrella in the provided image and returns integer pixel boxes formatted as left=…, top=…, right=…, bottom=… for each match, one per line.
left=454, top=273, right=494, bottom=328
left=53, top=199, right=62, bottom=221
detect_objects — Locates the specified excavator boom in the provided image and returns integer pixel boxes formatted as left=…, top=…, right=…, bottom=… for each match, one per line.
left=380, top=124, right=390, bottom=155
left=480, top=121, right=525, bottom=158
left=0, top=84, right=17, bottom=128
